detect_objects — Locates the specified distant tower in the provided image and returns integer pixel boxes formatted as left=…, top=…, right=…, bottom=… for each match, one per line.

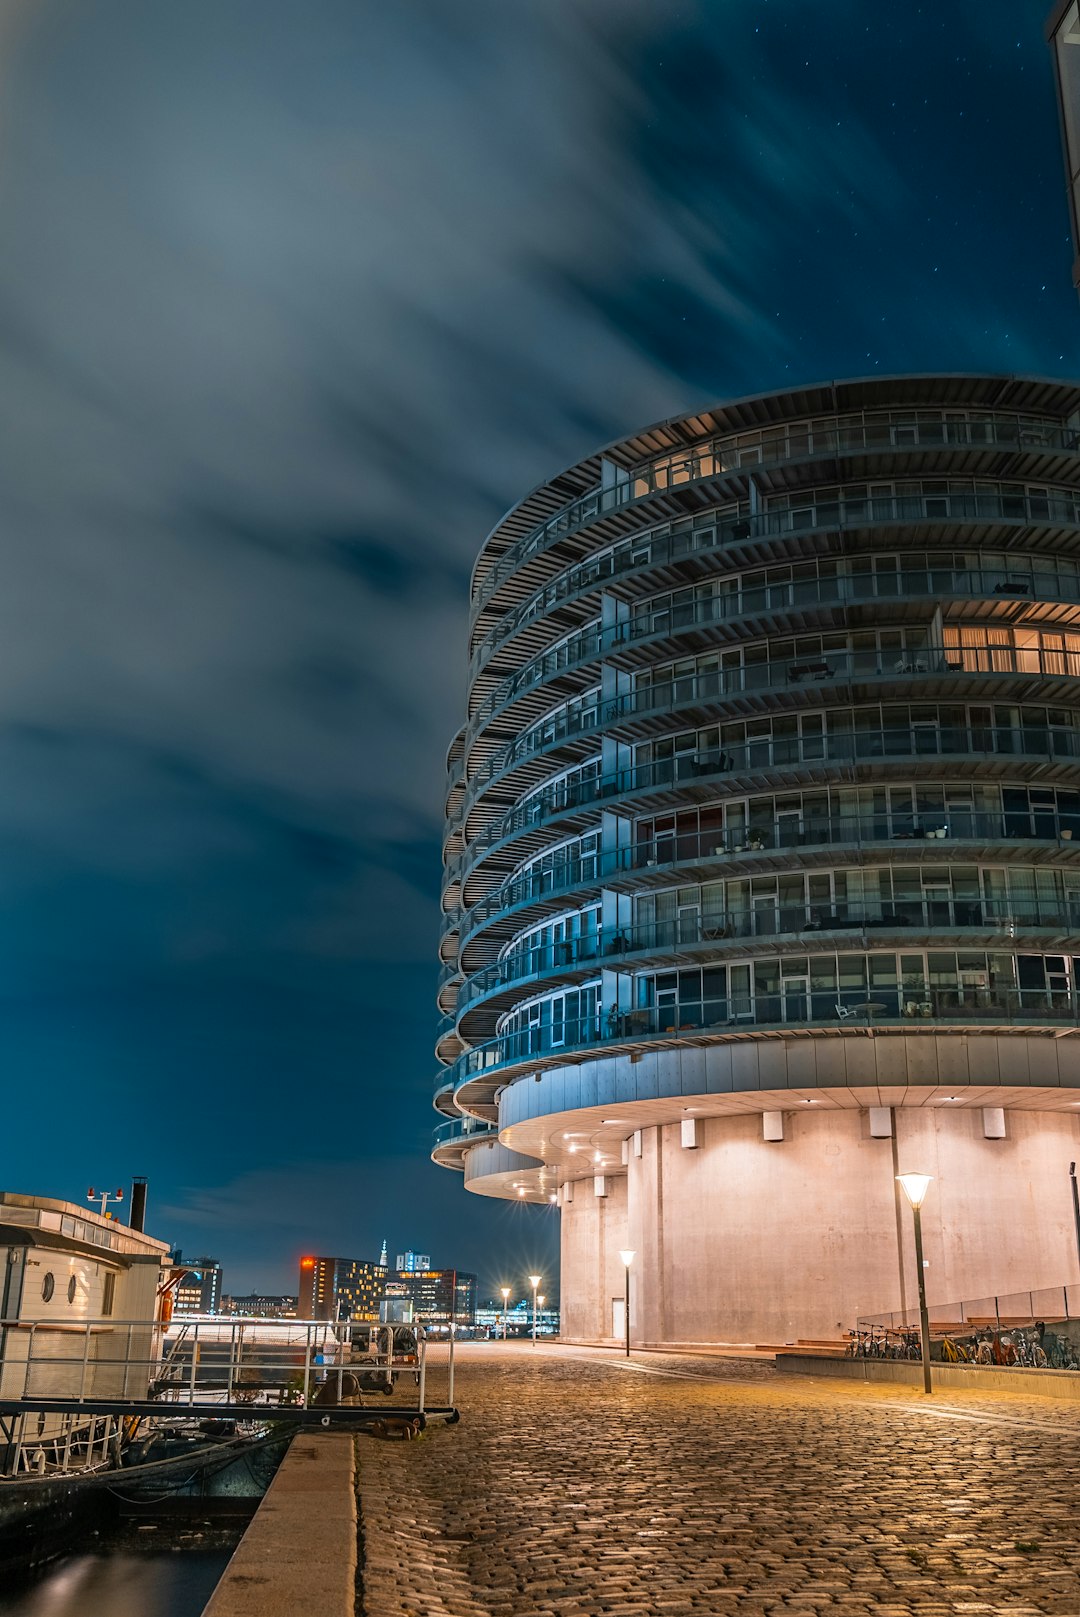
left=379, top=1237, right=388, bottom=1268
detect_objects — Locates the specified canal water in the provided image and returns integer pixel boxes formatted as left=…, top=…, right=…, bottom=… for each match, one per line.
left=0, top=1520, right=237, bottom=1617
left=0, top=1548, right=230, bottom=1615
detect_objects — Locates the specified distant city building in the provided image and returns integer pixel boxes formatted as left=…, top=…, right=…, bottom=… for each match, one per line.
left=383, top=1268, right=476, bottom=1326
left=395, top=1250, right=430, bottom=1272
left=476, top=1301, right=559, bottom=1337
left=172, top=1255, right=222, bottom=1316
left=298, top=1255, right=386, bottom=1322
left=223, top=1293, right=297, bottom=1319
left=379, top=1237, right=388, bottom=1267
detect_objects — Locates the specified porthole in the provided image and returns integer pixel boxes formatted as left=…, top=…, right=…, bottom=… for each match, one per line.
left=41, top=1272, right=55, bottom=1302
left=67, top=1275, right=77, bottom=1304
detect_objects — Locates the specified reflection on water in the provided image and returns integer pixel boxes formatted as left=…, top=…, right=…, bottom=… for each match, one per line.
left=0, top=1551, right=230, bottom=1617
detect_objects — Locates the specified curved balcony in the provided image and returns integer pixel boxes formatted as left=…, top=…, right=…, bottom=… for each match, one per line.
left=466, top=561, right=1080, bottom=751
left=450, top=810, right=1078, bottom=963
left=448, top=721, right=1080, bottom=892
left=455, top=897, right=1080, bottom=1027
left=435, top=1011, right=465, bottom=1067
left=447, top=982, right=1080, bottom=1103
left=431, top=1115, right=499, bottom=1170
left=472, top=410, right=1080, bottom=625
left=458, top=646, right=1080, bottom=831
left=470, top=487, right=1080, bottom=676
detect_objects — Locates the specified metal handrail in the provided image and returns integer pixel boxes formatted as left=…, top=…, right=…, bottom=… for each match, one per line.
left=472, top=410, right=1078, bottom=620
left=445, top=720, right=1080, bottom=888
left=456, top=648, right=1080, bottom=823
left=445, top=984, right=1080, bottom=1092
left=465, top=563, right=1080, bottom=750
left=470, top=486, right=1080, bottom=674
left=455, top=898, right=1080, bottom=1017
left=432, top=1117, right=498, bottom=1148
left=446, top=812, right=1079, bottom=951
left=0, top=1314, right=434, bottom=1415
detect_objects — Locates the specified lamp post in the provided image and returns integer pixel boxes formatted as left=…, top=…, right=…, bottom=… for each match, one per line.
left=500, top=1286, right=510, bottom=1341
left=618, top=1250, right=636, bottom=1358
left=896, top=1173, right=933, bottom=1395
left=528, top=1274, right=542, bottom=1345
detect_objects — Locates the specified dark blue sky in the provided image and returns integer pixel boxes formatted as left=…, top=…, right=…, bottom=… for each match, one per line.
left=0, top=0, right=1075, bottom=1297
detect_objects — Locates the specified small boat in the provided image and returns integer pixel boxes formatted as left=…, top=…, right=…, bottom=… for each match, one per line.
left=0, top=1185, right=287, bottom=1573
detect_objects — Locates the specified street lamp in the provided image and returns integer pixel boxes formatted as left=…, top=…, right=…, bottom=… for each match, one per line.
left=896, top=1173, right=933, bottom=1395
left=500, top=1285, right=510, bottom=1341
left=528, top=1274, right=542, bottom=1345
left=618, top=1250, right=636, bottom=1358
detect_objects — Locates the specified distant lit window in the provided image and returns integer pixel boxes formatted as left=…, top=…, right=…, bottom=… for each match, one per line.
left=41, top=1272, right=54, bottom=1302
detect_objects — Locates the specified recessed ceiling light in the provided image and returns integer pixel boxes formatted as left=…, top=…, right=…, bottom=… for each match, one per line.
left=518, top=1187, right=526, bottom=1197
left=567, top=1144, right=577, bottom=1154
left=594, top=1151, right=603, bottom=1163
left=943, top=1096, right=959, bottom=1102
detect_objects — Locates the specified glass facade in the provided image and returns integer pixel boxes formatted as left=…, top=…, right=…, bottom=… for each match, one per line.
left=435, top=376, right=1080, bottom=1183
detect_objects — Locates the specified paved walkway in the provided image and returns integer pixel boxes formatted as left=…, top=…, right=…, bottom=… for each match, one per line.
left=357, top=1340, right=1080, bottom=1617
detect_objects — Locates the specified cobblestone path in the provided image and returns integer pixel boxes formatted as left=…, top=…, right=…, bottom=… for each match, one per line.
left=356, top=1342, right=1080, bottom=1617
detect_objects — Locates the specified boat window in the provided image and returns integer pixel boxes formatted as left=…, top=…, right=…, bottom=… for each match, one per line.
left=67, top=1275, right=77, bottom=1304
left=41, top=1272, right=55, bottom=1302
left=102, top=1272, right=116, bottom=1317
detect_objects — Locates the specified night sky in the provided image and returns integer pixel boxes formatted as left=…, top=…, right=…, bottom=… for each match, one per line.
left=1, top=0, right=1077, bottom=1300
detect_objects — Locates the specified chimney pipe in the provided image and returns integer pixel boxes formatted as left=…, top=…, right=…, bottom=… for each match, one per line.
left=130, top=1176, right=148, bottom=1233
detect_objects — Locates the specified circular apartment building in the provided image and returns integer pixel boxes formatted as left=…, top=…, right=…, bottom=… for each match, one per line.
left=434, top=375, right=1080, bottom=1347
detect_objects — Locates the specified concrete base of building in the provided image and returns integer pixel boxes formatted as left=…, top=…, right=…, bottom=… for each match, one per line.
left=558, top=1103, right=1080, bottom=1347
left=776, top=1352, right=1080, bottom=1397
left=202, top=1433, right=355, bottom=1617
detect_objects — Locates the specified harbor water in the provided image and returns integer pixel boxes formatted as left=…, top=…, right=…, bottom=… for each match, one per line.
left=0, top=1547, right=230, bottom=1616
left=0, top=1512, right=244, bottom=1617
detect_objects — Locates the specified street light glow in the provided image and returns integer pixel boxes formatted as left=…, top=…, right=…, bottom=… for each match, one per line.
left=618, top=1249, right=636, bottom=1268
left=528, top=1273, right=542, bottom=1289
left=896, top=1172, right=933, bottom=1209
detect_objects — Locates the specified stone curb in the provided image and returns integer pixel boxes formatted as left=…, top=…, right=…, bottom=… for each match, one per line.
left=201, top=1433, right=356, bottom=1616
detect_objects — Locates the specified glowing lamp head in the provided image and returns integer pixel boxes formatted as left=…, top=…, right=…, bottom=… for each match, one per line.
left=618, top=1249, right=636, bottom=1269
left=528, top=1273, right=542, bottom=1290
left=896, top=1173, right=933, bottom=1210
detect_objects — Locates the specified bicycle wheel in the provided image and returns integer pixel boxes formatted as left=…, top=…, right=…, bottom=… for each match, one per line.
left=1033, top=1347, right=1047, bottom=1369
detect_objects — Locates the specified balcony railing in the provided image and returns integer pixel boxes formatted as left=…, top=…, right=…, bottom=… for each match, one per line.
left=472, top=410, right=1078, bottom=621
left=432, top=1117, right=498, bottom=1150
left=448, top=810, right=1079, bottom=948
left=446, top=987, right=1080, bottom=1092
left=456, top=898, right=1080, bottom=1016
left=447, top=721, right=1080, bottom=887
left=467, top=563, right=1080, bottom=749
left=471, top=487, right=1080, bottom=674
left=459, top=647, right=1080, bottom=821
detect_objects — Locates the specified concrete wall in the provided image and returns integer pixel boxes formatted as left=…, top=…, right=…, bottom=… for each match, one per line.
left=562, top=1107, right=1080, bottom=1346
left=560, top=1174, right=628, bottom=1343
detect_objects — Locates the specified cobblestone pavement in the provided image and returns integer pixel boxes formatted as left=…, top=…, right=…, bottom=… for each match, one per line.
left=356, top=1341, right=1080, bottom=1617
